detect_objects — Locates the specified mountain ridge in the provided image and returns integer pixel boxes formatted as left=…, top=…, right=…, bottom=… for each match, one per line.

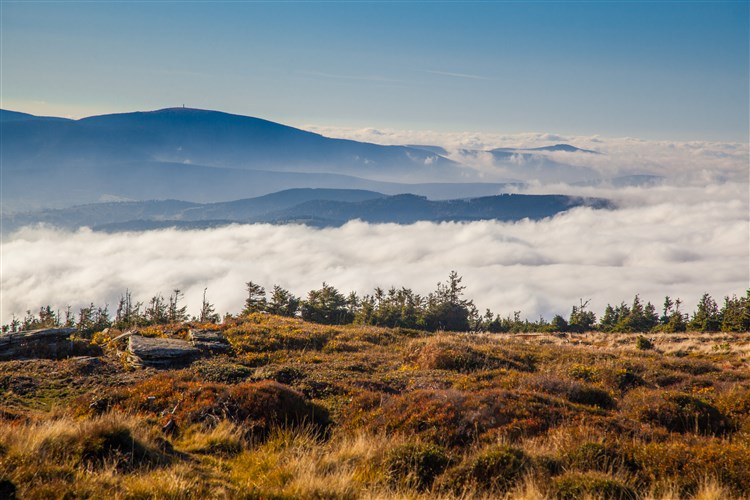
left=2, top=188, right=613, bottom=233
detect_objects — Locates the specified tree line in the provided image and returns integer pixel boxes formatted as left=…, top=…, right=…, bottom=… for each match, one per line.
left=3, top=272, right=749, bottom=334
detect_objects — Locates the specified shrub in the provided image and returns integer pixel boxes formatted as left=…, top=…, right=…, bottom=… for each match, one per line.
left=438, top=446, right=529, bottom=494
left=20, top=416, right=170, bottom=471
left=567, top=385, right=616, bottom=409
left=553, top=471, right=636, bottom=500
left=112, top=375, right=330, bottom=438
left=716, top=386, right=750, bottom=433
left=521, top=373, right=615, bottom=409
left=665, top=359, right=720, bottom=376
left=628, top=390, right=731, bottom=436
left=189, top=381, right=330, bottom=436
left=370, top=389, right=565, bottom=447
left=179, top=421, right=245, bottom=456
left=568, top=363, right=599, bottom=383
left=406, top=339, right=490, bottom=372
left=564, top=442, right=639, bottom=474
left=601, top=367, right=647, bottom=392
left=406, top=337, right=536, bottom=373
left=636, top=439, right=750, bottom=497
left=384, top=442, right=451, bottom=491
left=225, top=315, right=335, bottom=353
left=252, top=365, right=306, bottom=385
left=193, top=359, right=253, bottom=384
left=635, top=335, right=653, bottom=350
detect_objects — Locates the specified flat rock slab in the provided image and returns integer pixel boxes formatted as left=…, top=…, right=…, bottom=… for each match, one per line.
left=128, top=335, right=201, bottom=369
left=0, top=328, right=77, bottom=360
left=189, top=329, right=232, bottom=354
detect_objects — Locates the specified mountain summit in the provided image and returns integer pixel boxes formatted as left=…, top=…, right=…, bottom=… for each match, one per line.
left=1, top=107, right=475, bottom=210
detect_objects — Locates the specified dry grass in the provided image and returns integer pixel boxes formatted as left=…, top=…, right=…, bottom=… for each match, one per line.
left=2, top=315, right=750, bottom=498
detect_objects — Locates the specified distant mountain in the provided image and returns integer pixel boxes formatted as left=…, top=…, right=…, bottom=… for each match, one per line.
left=179, top=188, right=386, bottom=221
left=405, top=144, right=450, bottom=156
left=3, top=188, right=612, bottom=233
left=0, top=109, right=72, bottom=122
left=490, top=144, right=600, bottom=154
left=1, top=154, right=519, bottom=212
left=262, top=193, right=611, bottom=227
left=1, top=107, right=481, bottom=211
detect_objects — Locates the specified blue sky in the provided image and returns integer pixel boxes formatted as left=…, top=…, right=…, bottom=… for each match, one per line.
left=2, top=1, right=748, bottom=141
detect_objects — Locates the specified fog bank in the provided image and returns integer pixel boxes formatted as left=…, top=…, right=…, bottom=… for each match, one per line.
left=3, top=186, right=747, bottom=324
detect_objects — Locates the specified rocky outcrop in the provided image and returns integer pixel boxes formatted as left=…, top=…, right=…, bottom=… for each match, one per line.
left=127, top=335, right=201, bottom=369
left=0, top=328, right=77, bottom=360
left=189, top=329, right=232, bottom=354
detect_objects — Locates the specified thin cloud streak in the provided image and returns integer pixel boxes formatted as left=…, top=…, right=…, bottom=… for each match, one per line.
left=298, top=70, right=406, bottom=84
left=426, top=69, right=494, bottom=81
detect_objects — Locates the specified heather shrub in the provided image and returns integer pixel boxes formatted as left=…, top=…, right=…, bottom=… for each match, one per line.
left=635, top=335, right=653, bottom=350
left=371, top=388, right=565, bottom=447
left=5, top=415, right=170, bottom=472
left=632, top=391, right=731, bottom=435
left=564, top=442, right=639, bottom=474
left=636, top=439, right=750, bottom=497
left=112, top=375, right=330, bottom=438
left=568, top=363, right=599, bottom=383
left=715, top=386, right=750, bottom=433
left=384, top=442, right=451, bottom=491
left=602, top=366, right=647, bottom=392
left=225, top=315, right=335, bottom=352
left=193, top=358, right=252, bottom=384
left=252, top=364, right=306, bottom=385
left=521, top=373, right=615, bottom=409
left=406, top=337, right=535, bottom=373
left=437, top=445, right=530, bottom=494
left=178, top=421, right=246, bottom=456
left=552, top=471, right=636, bottom=500
left=665, top=358, right=720, bottom=376
left=406, top=338, right=490, bottom=372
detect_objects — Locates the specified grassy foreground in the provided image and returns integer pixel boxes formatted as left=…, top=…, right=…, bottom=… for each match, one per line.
left=1, top=314, right=750, bottom=499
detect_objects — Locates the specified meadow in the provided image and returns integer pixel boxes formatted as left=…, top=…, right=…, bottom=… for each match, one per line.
left=1, top=314, right=749, bottom=499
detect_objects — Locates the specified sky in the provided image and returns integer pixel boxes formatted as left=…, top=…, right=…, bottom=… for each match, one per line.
left=1, top=1, right=748, bottom=141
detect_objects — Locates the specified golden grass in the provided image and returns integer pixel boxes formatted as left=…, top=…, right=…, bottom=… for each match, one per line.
left=2, top=315, right=750, bottom=498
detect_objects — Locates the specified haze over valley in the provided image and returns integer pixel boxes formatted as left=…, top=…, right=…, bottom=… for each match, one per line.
left=2, top=107, right=747, bottom=323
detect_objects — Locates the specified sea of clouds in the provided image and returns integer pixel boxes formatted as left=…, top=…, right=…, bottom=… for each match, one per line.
left=1, top=132, right=748, bottom=325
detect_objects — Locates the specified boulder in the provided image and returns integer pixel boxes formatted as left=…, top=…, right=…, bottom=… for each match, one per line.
left=0, top=328, right=77, bottom=360
left=127, top=335, right=201, bottom=369
left=189, top=329, right=232, bottom=354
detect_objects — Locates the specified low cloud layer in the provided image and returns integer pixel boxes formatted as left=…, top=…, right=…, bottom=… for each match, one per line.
left=3, top=133, right=747, bottom=325
left=305, top=126, right=749, bottom=185
left=3, top=183, right=747, bottom=325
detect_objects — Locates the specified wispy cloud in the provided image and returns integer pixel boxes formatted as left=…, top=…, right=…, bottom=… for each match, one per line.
left=426, top=69, right=494, bottom=81
left=298, top=70, right=406, bottom=84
